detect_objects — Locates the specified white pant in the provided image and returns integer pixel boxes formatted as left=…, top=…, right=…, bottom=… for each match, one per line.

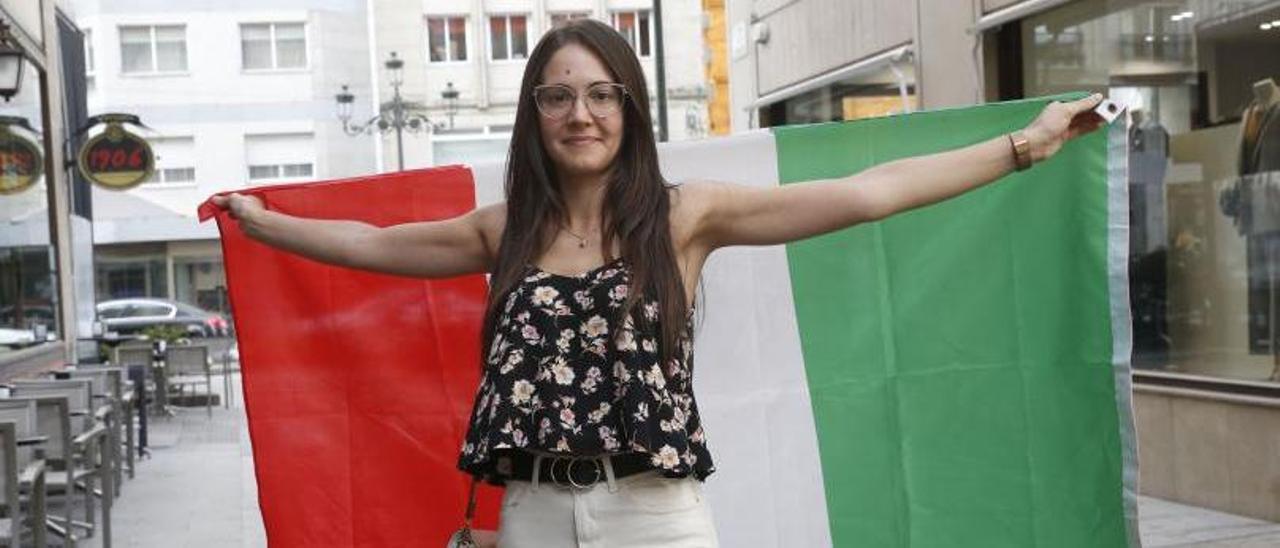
left=496, top=471, right=719, bottom=548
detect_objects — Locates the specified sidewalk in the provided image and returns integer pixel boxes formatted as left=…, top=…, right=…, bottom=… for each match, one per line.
left=79, top=367, right=1280, bottom=547
left=80, top=371, right=265, bottom=548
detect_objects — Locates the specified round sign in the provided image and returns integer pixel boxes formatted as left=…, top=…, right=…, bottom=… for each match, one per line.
left=78, top=123, right=154, bottom=190
left=0, top=125, right=44, bottom=195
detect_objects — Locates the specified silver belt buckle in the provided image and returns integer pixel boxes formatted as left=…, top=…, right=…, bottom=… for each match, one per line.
left=549, top=456, right=602, bottom=489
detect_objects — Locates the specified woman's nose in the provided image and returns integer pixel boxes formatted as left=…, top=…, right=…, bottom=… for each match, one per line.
left=567, top=95, right=593, bottom=124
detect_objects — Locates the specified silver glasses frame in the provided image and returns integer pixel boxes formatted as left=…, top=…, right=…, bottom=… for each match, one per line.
left=532, top=82, right=629, bottom=119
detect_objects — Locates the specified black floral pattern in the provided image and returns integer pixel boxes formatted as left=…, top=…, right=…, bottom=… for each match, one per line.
left=458, top=258, right=714, bottom=482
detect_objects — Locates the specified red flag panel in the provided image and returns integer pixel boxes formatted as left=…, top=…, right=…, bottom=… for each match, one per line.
left=198, top=166, right=501, bottom=547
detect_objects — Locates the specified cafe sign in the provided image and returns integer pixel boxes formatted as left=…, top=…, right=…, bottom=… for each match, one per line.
left=77, top=114, right=154, bottom=190
left=0, top=118, right=43, bottom=195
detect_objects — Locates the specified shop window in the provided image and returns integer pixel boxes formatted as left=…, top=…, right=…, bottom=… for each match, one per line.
left=1, top=59, right=61, bottom=353
left=0, top=248, right=57, bottom=339
left=175, top=257, right=229, bottom=316
left=95, top=258, right=168, bottom=301
left=1010, top=0, right=1280, bottom=383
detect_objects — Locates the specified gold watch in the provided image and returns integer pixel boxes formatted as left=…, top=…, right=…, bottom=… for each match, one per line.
left=1008, top=131, right=1033, bottom=172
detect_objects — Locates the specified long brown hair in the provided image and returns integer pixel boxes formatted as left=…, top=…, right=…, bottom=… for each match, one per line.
left=480, top=19, right=687, bottom=368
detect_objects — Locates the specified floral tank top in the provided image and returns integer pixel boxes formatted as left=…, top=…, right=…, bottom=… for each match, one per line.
left=458, top=258, right=715, bottom=482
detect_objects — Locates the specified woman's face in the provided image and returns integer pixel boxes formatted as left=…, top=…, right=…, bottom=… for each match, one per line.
left=536, top=43, right=625, bottom=182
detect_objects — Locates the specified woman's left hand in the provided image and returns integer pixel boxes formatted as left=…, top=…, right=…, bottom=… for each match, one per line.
left=1023, top=94, right=1108, bottom=163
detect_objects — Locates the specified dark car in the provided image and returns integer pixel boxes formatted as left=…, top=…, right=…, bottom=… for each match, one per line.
left=96, top=298, right=232, bottom=338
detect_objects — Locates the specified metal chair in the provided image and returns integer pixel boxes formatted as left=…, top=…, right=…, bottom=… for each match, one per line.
left=59, top=367, right=133, bottom=487
left=2, top=396, right=74, bottom=545
left=8, top=382, right=112, bottom=545
left=164, top=345, right=213, bottom=418
left=112, top=343, right=162, bottom=417
left=0, top=417, right=47, bottom=548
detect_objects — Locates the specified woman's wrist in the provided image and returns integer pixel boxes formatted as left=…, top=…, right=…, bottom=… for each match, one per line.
left=1007, top=130, right=1033, bottom=172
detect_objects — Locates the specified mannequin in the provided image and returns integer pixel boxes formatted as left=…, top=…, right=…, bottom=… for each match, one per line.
left=1267, top=80, right=1280, bottom=382
left=1128, top=107, right=1170, bottom=368
left=1241, top=78, right=1279, bottom=176
left=1255, top=77, right=1279, bottom=108
left=1234, top=78, right=1280, bottom=380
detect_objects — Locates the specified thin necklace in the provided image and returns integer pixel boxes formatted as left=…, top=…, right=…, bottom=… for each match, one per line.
left=561, top=225, right=592, bottom=248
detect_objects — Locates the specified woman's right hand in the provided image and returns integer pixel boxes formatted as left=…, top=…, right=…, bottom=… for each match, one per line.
left=210, top=193, right=265, bottom=222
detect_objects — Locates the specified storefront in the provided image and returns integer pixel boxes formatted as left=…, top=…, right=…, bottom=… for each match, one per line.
left=985, top=3, right=1279, bottom=373
left=0, top=2, right=92, bottom=373
left=981, top=0, right=1280, bottom=521
left=93, top=240, right=230, bottom=318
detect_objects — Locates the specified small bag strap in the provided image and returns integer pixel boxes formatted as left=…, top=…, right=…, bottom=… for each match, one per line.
left=464, top=477, right=478, bottom=527
left=450, top=478, right=480, bottom=548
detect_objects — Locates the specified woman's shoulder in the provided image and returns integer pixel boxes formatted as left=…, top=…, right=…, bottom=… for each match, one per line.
left=667, top=180, right=738, bottom=229
left=667, top=180, right=723, bottom=213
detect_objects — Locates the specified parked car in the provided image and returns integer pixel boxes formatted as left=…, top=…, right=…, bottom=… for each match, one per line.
left=0, top=327, right=56, bottom=349
left=96, top=298, right=232, bottom=338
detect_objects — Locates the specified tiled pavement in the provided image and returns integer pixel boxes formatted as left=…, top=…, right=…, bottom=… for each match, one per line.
left=77, top=371, right=265, bottom=548
left=68, top=367, right=1279, bottom=547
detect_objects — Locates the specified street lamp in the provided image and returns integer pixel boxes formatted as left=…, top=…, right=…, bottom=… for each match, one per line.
left=0, top=23, right=25, bottom=102
left=441, top=82, right=459, bottom=129
left=335, top=51, right=431, bottom=171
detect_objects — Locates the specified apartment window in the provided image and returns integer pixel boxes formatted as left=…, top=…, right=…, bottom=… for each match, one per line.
left=489, top=15, right=528, bottom=61
left=245, top=133, right=315, bottom=183
left=120, top=25, right=187, bottom=74
left=84, top=29, right=95, bottom=75
left=146, top=167, right=196, bottom=184
left=611, top=11, right=651, bottom=57
left=143, top=137, right=196, bottom=186
left=427, top=16, right=468, bottom=62
left=248, top=163, right=313, bottom=181
left=550, top=12, right=590, bottom=28
left=241, top=23, right=308, bottom=70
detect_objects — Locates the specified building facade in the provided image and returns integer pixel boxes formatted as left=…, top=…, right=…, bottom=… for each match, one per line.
left=729, top=0, right=1280, bottom=523
left=18, top=0, right=707, bottom=339
left=67, top=0, right=376, bottom=316
left=366, top=0, right=712, bottom=172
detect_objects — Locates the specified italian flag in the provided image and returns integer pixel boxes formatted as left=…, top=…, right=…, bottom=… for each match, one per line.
left=199, top=95, right=1138, bottom=547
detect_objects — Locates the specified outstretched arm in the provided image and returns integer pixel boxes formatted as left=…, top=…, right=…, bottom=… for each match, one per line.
left=692, top=95, right=1106, bottom=249
left=209, top=193, right=503, bottom=278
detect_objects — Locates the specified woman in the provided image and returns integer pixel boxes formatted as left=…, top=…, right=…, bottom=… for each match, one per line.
left=212, top=19, right=1104, bottom=548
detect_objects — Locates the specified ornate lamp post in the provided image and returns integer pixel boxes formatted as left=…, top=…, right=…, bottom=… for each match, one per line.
left=335, top=51, right=431, bottom=171
left=441, top=81, right=459, bottom=130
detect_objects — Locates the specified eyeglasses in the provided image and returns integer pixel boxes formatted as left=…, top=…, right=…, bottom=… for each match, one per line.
left=532, top=82, right=628, bottom=119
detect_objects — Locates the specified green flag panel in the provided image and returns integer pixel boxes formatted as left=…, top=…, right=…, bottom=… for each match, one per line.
left=776, top=97, right=1128, bottom=547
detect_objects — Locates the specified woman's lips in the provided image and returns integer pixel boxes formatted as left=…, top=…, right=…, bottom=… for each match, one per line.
left=562, top=136, right=600, bottom=146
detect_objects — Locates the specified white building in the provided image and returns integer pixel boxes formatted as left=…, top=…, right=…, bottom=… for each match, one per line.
left=366, top=0, right=711, bottom=171
left=67, top=0, right=376, bottom=315
left=55, top=0, right=709, bottom=318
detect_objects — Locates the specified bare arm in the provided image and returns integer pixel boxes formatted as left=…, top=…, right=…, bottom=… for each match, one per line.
left=694, top=95, right=1106, bottom=248
left=210, top=193, right=502, bottom=278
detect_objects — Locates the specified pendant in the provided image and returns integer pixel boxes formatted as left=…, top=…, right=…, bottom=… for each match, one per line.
left=577, top=239, right=587, bottom=248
